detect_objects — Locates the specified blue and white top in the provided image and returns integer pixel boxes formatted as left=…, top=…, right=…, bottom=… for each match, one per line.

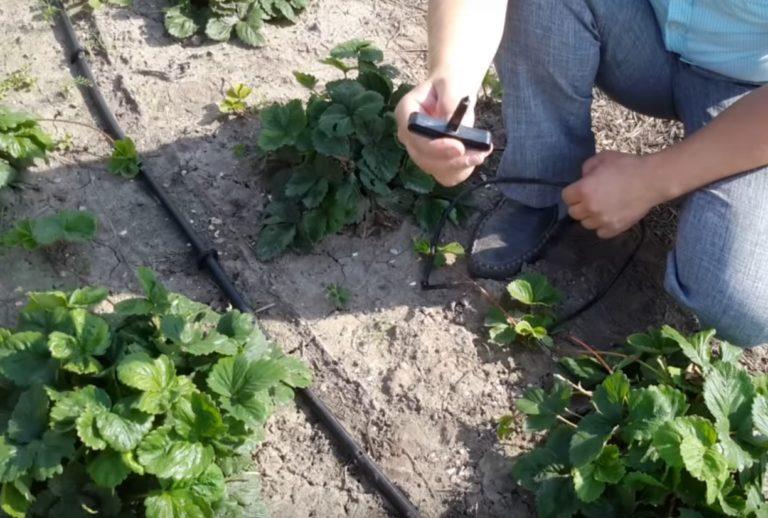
left=649, top=0, right=768, bottom=84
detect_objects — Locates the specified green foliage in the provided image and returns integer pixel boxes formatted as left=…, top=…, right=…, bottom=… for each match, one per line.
left=164, top=0, right=309, bottom=47
left=219, top=84, right=253, bottom=116
left=254, top=40, right=469, bottom=260
left=0, top=210, right=98, bottom=250
left=0, top=67, right=36, bottom=101
left=108, top=137, right=140, bottom=179
left=325, top=283, right=350, bottom=310
left=508, top=325, right=768, bottom=517
left=0, top=106, right=54, bottom=189
left=413, top=239, right=465, bottom=267
left=0, top=268, right=312, bottom=517
left=481, top=68, right=502, bottom=101
left=484, top=272, right=560, bottom=348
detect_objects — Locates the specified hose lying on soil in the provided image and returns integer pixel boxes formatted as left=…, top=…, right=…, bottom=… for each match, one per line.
left=53, top=4, right=420, bottom=517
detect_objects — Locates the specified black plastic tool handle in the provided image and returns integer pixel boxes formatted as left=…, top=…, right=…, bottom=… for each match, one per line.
left=407, top=96, right=492, bottom=151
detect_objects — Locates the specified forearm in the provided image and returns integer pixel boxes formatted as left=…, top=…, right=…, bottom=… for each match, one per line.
left=427, top=0, right=508, bottom=95
left=652, top=85, right=768, bottom=199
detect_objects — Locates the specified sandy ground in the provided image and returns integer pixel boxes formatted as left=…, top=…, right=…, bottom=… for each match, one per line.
left=0, top=1, right=746, bottom=516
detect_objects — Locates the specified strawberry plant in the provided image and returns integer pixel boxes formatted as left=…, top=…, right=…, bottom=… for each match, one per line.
left=164, top=0, right=309, bottom=47
left=108, top=138, right=140, bottom=179
left=219, top=84, right=253, bottom=116
left=504, top=325, right=768, bottom=517
left=484, top=272, right=560, bottom=348
left=254, top=39, right=470, bottom=260
left=1, top=210, right=98, bottom=250
left=413, top=239, right=465, bottom=267
left=0, top=268, right=311, bottom=517
left=0, top=106, right=55, bottom=189
left=107, top=138, right=141, bottom=179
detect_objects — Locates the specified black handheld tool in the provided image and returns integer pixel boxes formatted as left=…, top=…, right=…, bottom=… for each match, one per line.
left=407, top=96, right=492, bottom=151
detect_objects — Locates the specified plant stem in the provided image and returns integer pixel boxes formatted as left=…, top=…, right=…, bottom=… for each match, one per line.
left=37, top=118, right=115, bottom=144
left=555, top=414, right=578, bottom=429
left=554, top=373, right=593, bottom=397
left=591, top=350, right=667, bottom=380
left=562, top=334, right=614, bottom=374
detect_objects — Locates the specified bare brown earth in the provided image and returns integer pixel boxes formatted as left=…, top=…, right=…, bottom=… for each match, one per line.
left=0, top=1, right=758, bottom=517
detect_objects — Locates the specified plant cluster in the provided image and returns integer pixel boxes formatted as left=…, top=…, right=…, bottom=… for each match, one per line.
left=164, top=0, right=308, bottom=47
left=1, top=210, right=98, bottom=250
left=254, top=39, right=470, bottom=260
left=505, top=325, right=768, bottom=517
left=108, top=138, right=140, bottom=179
left=0, top=107, right=55, bottom=189
left=0, top=268, right=312, bottom=517
left=484, top=272, right=561, bottom=348
left=0, top=67, right=36, bottom=102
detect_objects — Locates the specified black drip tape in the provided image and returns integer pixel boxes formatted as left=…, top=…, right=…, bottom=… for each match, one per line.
left=53, top=4, right=420, bottom=517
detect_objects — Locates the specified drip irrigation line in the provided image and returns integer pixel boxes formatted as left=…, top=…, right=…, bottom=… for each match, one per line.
left=53, top=5, right=420, bottom=517
left=422, top=177, right=646, bottom=328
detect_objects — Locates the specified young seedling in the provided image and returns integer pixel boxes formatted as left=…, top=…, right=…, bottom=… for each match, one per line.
left=0, top=66, right=36, bottom=100
left=413, top=238, right=465, bottom=267
left=232, top=143, right=249, bottom=158
left=0, top=210, right=98, bottom=249
left=108, top=137, right=140, bottom=179
left=0, top=106, right=55, bottom=188
left=484, top=272, right=560, bottom=348
left=219, top=84, right=253, bottom=116
left=325, top=283, right=351, bottom=310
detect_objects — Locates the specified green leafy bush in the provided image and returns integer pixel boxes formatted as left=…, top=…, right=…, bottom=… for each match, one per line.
left=0, top=107, right=54, bottom=189
left=164, top=0, right=308, bottom=47
left=505, top=325, right=768, bottom=517
left=0, top=268, right=311, bottom=516
left=254, top=39, right=469, bottom=260
left=484, top=272, right=560, bottom=348
left=0, top=210, right=98, bottom=250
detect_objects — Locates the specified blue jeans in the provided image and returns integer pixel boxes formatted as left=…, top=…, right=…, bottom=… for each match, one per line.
left=496, top=0, right=768, bottom=346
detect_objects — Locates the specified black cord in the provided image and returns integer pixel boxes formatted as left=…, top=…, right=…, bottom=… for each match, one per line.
left=421, top=177, right=646, bottom=328
left=54, top=4, right=420, bottom=517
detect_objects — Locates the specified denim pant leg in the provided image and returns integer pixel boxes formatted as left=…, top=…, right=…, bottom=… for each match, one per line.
left=496, top=0, right=677, bottom=207
left=665, top=66, right=768, bottom=346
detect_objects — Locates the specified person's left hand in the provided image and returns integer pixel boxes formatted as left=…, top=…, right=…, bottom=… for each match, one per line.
left=562, top=151, right=669, bottom=239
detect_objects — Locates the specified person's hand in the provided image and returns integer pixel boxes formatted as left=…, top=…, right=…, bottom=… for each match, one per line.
left=395, top=77, right=492, bottom=187
left=562, top=151, right=669, bottom=239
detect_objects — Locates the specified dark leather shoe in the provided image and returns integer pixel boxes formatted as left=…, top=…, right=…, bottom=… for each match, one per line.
left=468, top=199, right=562, bottom=280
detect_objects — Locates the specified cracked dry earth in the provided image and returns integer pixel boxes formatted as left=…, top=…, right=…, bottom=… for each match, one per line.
left=4, top=1, right=761, bottom=517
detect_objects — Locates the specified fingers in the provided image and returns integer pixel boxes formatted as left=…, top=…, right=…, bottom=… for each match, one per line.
left=567, top=203, right=588, bottom=221
left=562, top=182, right=581, bottom=206
left=395, top=81, right=490, bottom=185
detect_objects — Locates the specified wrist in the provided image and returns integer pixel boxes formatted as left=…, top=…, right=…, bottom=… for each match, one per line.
left=643, top=151, right=685, bottom=204
left=427, top=69, right=481, bottom=103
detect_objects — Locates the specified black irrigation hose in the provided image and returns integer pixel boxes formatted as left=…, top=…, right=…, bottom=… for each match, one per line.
left=421, top=177, right=646, bottom=328
left=54, top=5, right=420, bottom=518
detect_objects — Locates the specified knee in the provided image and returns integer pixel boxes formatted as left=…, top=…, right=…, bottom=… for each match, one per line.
left=665, top=253, right=768, bottom=347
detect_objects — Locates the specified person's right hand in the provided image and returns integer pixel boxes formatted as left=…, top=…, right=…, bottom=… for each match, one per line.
left=395, top=77, right=493, bottom=187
